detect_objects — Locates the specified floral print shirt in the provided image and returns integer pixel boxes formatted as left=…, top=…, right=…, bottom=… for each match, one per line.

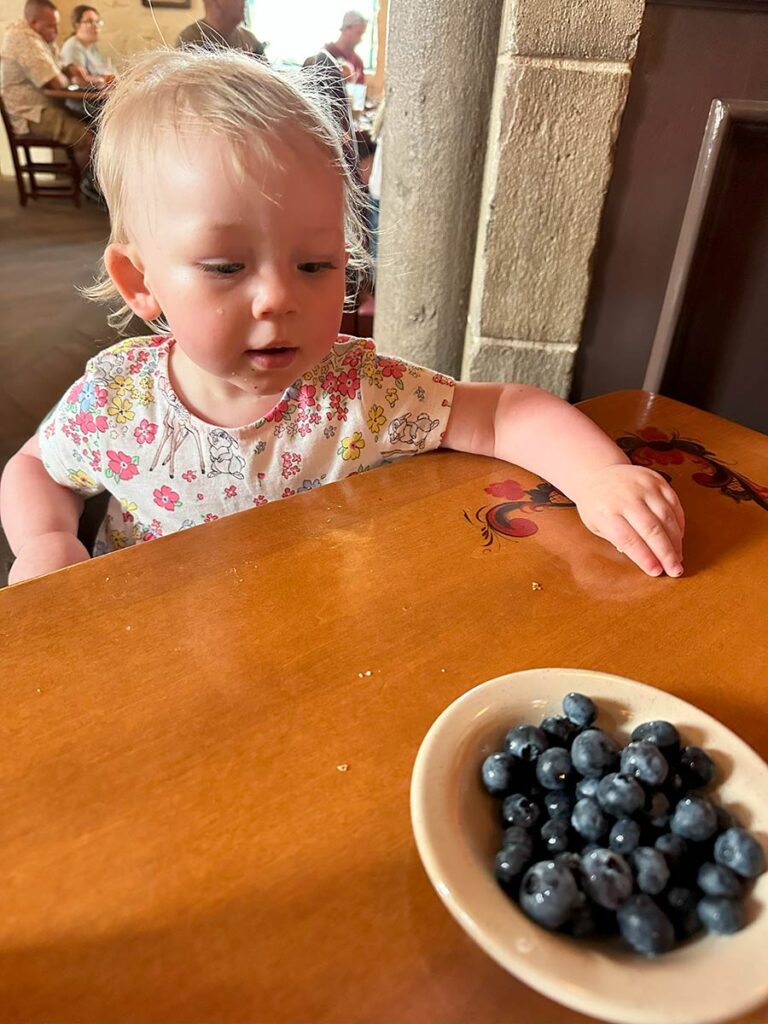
left=39, top=335, right=456, bottom=555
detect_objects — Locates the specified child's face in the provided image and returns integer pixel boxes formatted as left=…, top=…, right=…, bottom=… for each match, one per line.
left=128, top=131, right=347, bottom=408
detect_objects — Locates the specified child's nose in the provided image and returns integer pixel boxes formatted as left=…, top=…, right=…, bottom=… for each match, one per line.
left=251, top=270, right=297, bottom=319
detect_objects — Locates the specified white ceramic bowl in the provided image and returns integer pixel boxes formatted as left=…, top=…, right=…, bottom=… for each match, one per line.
left=410, top=668, right=768, bottom=1024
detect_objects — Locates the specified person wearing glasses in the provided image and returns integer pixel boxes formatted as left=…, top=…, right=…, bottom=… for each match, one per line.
left=60, top=5, right=114, bottom=82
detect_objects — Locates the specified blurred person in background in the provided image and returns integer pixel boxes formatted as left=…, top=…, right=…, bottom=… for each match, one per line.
left=60, top=5, right=114, bottom=120
left=176, top=0, right=265, bottom=57
left=0, top=0, right=100, bottom=200
left=324, top=10, right=367, bottom=85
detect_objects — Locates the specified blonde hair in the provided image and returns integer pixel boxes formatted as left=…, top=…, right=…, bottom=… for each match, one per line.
left=85, top=46, right=371, bottom=331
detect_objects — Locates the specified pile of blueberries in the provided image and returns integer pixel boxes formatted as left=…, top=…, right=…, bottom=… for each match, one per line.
left=481, top=692, right=766, bottom=955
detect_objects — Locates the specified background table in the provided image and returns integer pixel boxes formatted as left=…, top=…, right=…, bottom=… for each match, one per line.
left=1, top=391, right=766, bottom=1023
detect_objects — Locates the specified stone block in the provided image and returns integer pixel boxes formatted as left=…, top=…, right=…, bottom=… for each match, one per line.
left=502, top=0, right=645, bottom=62
left=462, top=331, right=577, bottom=397
left=469, top=58, right=629, bottom=345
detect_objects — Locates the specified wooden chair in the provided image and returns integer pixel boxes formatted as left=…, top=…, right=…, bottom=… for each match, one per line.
left=0, top=92, right=81, bottom=207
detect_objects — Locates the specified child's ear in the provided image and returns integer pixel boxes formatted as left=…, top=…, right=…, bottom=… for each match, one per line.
left=105, top=244, right=163, bottom=321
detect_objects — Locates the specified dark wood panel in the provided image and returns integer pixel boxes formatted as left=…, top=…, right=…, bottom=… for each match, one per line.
left=571, top=2, right=768, bottom=416
left=657, top=116, right=768, bottom=431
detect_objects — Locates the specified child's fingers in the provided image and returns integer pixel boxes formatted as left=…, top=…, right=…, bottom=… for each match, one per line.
left=659, top=481, right=685, bottom=534
left=600, top=514, right=664, bottom=577
left=623, top=505, right=684, bottom=577
left=645, top=494, right=684, bottom=561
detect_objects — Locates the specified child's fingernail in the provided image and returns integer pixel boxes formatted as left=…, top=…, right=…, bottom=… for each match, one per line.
left=670, top=563, right=683, bottom=577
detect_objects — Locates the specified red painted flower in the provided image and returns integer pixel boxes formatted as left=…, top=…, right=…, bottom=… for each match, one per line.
left=153, top=485, right=180, bottom=511
left=225, top=485, right=237, bottom=499
left=638, top=427, right=670, bottom=441
left=106, top=450, right=139, bottom=481
left=204, top=513, right=218, bottom=522
left=182, top=470, right=197, bottom=482
left=485, top=479, right=526, bottom=500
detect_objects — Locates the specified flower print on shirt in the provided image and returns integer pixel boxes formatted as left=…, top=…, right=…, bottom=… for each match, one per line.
left=106, top=450, right=139, bottom=482
left=38, top=334, right=455, bottom=555
left=154, top=484, right=181, bottom=511
left=339, top=432, right=365, bottom=461
left=281, top=452, right=301, bottom=478
left=108, top=395, right=135, bottom=424
left=134, top=419, right=158, bottom=445
left=367, top=404, right=386, bottom=438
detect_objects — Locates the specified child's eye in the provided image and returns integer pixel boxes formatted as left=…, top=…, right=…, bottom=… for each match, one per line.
left=298, top=261, right=335, bottom=274
left=200, top=262, right=245, bottom=276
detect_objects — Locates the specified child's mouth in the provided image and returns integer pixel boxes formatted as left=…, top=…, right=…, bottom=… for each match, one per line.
left=245, top=347, right=296, bottom=370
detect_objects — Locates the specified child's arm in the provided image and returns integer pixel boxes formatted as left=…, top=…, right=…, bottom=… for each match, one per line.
left=0, top=435, right=90, bottom=585
left=442, top=382, right=684, bottom=578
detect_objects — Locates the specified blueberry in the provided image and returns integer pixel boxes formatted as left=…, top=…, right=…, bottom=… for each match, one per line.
left=571, top=729, right=619, bottom=778
left=630, top=720, right=680, bottom=759
left=495, top=843, right=533, bottom=887
left=544, top=791, right=573, bottom=820
left=562, top=692, right=597, bottom=727
left=575, top=776, right=600, bottom=800
left=562, top=899, right=597, bottom=938
left=481, top=752, right=515, bottom=796
left=620, top=741, right=669, bottom=787
left=501, top=825, right=535, bottom=852
left=643, top=791, right=671, bottom=829
left=540, top=715, right=579, bottom=747
left=535, top=747, right=573, bottom=790
left=664, top=772, right=686, bottom=804
left=670, top=797, right=718, bottom=842
left=617, top=894, right=675, bottom=955
left=630, top=847, right=670, bottom=895
left=697, top=896, right=745, bottom=935
left=654, top=833, right=687, bottom=868
left=697, top=862, right=742, bottom=898
left=580, top=848, right=633, bottom=909
left=501, top=793, right=541, bottom=830
left=714, top=827, right=766, bottom=878
left=554, top=850, right=581, bottom=874
left=678, top=746, right=715, bottom=789
left=664, top=886, right=702, bottom=939
left=571, top=798, right=609, bottom=842
left=596, top=772, right=645, bottom=817
left=519, top=860, right=580, bottom=930
left=609, top=817, right=641, bottom=855
left=541, top=818, right=571, bottom=854
left=504, top=725, right=548, bottom=762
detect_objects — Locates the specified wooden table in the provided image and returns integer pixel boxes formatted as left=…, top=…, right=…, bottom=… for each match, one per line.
left=1, top=391, right=767, bottom=1023
left=43, top=86, right=108, bottom=103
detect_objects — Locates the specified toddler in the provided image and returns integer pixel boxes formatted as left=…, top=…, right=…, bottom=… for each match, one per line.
left=0, top=48, right=684, bottom=585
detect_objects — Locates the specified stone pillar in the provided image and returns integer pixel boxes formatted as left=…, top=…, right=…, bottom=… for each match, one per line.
left=462, top=0, right=645, bottom=396
left=373, top=0, right=504, bottom=376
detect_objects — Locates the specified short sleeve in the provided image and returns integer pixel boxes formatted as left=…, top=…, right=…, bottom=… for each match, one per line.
left=18, top=36, right=61, bottom=88
left=356, top=342, right=455, bottom=458
left=37, top=371, right=107, bottom=498
left=59, top=37, right=85, bottom=69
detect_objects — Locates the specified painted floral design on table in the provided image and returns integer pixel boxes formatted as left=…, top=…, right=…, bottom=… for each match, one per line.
left=466, top=427, right=768, bottom=548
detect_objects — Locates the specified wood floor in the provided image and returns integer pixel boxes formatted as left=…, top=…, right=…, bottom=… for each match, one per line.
left=0, top=177, right=118, bottom=586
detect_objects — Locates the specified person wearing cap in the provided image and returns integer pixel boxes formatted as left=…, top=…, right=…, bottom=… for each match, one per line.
left=324, top=10, right=367, bottom=85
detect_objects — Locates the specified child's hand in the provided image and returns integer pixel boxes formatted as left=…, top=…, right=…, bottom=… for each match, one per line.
left=573, top=464, right=685, bottom=578
left=8, top=532, right=91, bottom=585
